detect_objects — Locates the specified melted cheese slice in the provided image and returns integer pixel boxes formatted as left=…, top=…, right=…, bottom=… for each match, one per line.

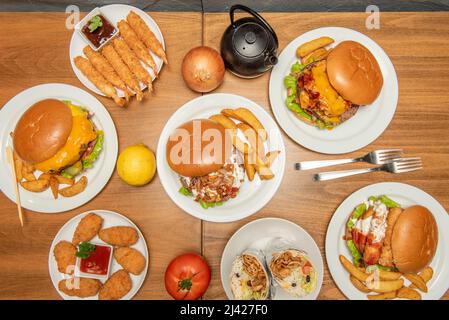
left=311, top=62, right=348, bottom=120
left=35, top=104, right=97, bottom=172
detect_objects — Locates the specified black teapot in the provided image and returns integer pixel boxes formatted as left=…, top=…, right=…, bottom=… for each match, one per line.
left=220, top=4, right=279, bottom=78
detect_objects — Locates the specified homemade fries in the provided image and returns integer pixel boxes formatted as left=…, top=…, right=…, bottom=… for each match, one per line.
left=209, top=107, right=280, bottom=182
left=339, top=254, right=433, bottom=300
left=13, top=155, right=87, bottom=199
left=296, top=36, right=334, bottom=58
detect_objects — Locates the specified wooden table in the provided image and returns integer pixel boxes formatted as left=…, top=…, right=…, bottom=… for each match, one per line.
left=1, top=11, right=448, bottom=300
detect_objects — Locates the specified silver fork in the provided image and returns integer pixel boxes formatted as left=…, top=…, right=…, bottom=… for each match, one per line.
left=295, top=149, right=403, bottom=170
left=314, top=157, right=423, bottom=181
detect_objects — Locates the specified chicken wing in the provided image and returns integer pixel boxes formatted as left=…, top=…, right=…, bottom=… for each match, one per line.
left=102, top=44, right=143, bottom=101
left=112, top=38, right=153, bottom=91
left=118, top=20, right=158, bottom=77
left=74, top=56, right=126, bottom=107
left=127, top=11, right=168, bottom=64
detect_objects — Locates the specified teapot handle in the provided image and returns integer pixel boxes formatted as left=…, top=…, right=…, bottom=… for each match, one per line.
left=230, top=4, right=278, bottom=47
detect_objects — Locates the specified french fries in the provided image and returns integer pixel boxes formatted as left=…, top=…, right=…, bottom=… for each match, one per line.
left=59, top=176, right=88, bottom=198
left=403, top=273, right=428, bottom=293
left=49, top=176, right=59, bottom=199
left=14, top=158, right=23, bottom=182
left=366, top=278, right=404, bottom=293
left=370, top=269, right=402, bottom=281
left=339, top=255, right=369, bottom=282
left=22, top=163, right=36, bottom=181
left=265, top=151, right=280, bottom=167
left=221, top=108, right=267, bottom=141
left=243, top=153, right=255, bottom=182
left=302, top=47, right=329, bottom=65
left=54, top=175, right=75, bottom=186
left=367, top=291, right=397, bottom=300
left=397, top=287, right=421, bottom=300
left=350, top=275, right=371, bottom=293
left=237, top=122, right=265, bottom=160
left=296, top=36, right=334, bottom=58
left=20, top=179, right=49, bottom=192
left=410, top=266, right=433, bottom=289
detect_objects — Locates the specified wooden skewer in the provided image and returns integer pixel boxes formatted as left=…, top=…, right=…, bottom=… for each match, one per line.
left=6, top=146, right=24, bottom=227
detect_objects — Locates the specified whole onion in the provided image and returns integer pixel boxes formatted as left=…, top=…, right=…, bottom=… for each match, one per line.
left=181, top=46, right=225, bottom=93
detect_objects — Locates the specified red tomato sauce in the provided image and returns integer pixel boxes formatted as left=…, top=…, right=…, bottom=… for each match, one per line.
left=80, top=245, right=111, bottom=275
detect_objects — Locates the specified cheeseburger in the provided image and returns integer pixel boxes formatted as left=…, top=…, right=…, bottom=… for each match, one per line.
left=285, top=40, right=383, bottom=129
left=345, top=196, right=438, bottom=273
left=13, top=99, right=103, bottom=178
left=166, top=119, right=245, bottom=209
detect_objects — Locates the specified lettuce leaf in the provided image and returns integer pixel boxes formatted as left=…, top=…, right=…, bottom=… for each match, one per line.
left=82, top=131, right=104, bottom=169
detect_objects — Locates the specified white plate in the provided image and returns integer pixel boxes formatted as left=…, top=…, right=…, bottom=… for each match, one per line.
left=325, top=182, right=449, bottom=300
left=269, top=27, right=398, bottom=154
left=220, top=218, right=324, bottom=300
left=48, top=210, right=149, bottom=300
left=0, top=83, right=118, bottom=213
left=69, top=4, right=165, bottom=97
left=156, top=93, right=286, bottom=223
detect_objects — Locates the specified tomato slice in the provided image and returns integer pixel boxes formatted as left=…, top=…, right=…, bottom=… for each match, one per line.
left=164, top=253, right=211, bottom=300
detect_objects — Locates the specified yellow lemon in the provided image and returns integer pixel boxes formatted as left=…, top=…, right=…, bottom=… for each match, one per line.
left=117, top=144, right=156, bottom=186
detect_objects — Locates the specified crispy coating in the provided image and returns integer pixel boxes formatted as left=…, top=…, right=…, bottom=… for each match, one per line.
left=114, top=247, right=146, bottom=275
left=58, top=277, right=102, bottom=298
left=72, top=212, right=103, bottom=245
left=127, top=11, right=168, bottom=64
left=53, top=241, right=77, bottom=274
left=102, top=44, right=143, bottom=101
left=112, top=38, right=153, bottom=91
left=83, top=46, right=132, bottom=101
left=99, top=270, right=132, bottom=300
left=118, top=20, right=158, bottom=76
left=74, top=56, right=126, bottom=107
left=99, top=226, right=139, bottom=246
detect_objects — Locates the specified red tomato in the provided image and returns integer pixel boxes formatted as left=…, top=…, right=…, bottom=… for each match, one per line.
left=164, top=253, right=211, bottom=300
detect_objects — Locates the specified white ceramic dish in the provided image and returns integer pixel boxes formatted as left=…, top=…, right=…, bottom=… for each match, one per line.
left=48, top=210, right=149, bottom=300
left=326, top=182, right=449, bottom=300
left=70, top=4, right=165, bottom=97
left=269, top=27, right=398, bottom=154
left=156, top=93, right=286, bottom=223
left=0, top=83, right=118, bottom=213
left=221, top=218, right=323, bottom=300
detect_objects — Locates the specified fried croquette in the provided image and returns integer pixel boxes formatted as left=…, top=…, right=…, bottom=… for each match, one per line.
left=99, top=226, right=139, bottom=246
left=114, top=247, right=146, bottom=275
left=58, top=277, right=102, bottom=298
left=99, top=270, right=132, bottom=300
left=53, top=241, right=77, bottom=274
left=72, top=213, right=103, bottom=245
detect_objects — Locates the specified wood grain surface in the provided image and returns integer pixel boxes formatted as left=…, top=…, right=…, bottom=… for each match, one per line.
left=202, top=12, right=449, bottom=300
left=0, top=12, right=203, bottom=300
left=0, top=12, right=448, bottom=300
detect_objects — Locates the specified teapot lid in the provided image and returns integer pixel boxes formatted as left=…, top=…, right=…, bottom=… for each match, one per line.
left=232, top=19, right=269, bottom=58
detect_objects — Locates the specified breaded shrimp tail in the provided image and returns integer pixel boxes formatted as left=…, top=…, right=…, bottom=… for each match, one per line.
left=74, top=56, right=126, bottom=107
left=127, top=11, right=168, bottom=65
left=118, top=20, right=158, bottom=77
left=102, top=44, right=144, bottom=101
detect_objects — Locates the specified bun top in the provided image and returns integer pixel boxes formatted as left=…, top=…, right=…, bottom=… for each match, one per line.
left=327, top=41, right=383, bottom=105
left=13, top=99, right=73, bottom=164
left=391, top=205, right=438, bottom=273
left=166, top=119, right=232, bottom=177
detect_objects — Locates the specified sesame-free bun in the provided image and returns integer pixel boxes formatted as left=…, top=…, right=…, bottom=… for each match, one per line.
left=13, top=99, right=73, bottom=164
left=166, top=119, right=232, bottom=177
left=327, top=41, right=383, bottom=105
left=391, top=205, right=438, bottom=273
